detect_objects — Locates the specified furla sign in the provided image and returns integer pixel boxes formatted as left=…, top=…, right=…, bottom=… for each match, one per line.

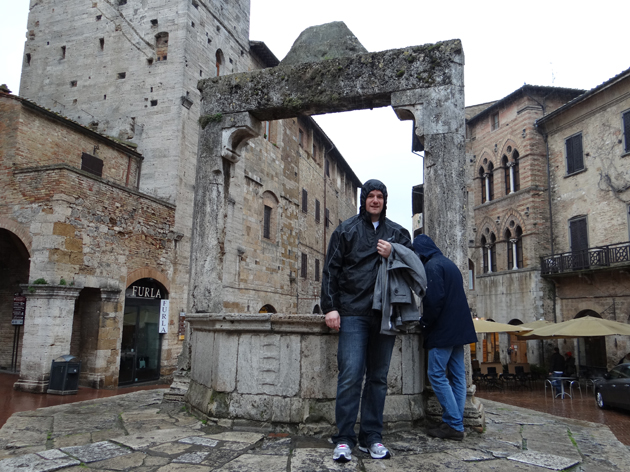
left=130, top=285, right=163, bottom=299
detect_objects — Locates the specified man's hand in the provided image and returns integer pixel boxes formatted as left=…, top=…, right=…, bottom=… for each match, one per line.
left=377, top=239, right=392, bottom=258
left=325, top=310, right=341, bottom=331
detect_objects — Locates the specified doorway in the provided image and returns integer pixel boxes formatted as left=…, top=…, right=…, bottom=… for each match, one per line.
left=119, top=278, right=166, bottom=385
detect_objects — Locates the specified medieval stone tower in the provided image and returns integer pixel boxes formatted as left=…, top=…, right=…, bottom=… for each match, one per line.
left=20, top=0, right=257, bottom=331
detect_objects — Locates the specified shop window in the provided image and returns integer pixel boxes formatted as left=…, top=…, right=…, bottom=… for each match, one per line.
left=566, top=133, right=584, bottom=174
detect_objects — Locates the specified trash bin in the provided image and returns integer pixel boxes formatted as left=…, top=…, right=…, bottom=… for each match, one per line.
left=48, top=355, right=81, bottom=395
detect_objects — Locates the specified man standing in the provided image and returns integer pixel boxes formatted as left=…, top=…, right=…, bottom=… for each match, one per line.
left=413, top=235, right=477, bottom=441
left=321, top=179, right=412, bottom=462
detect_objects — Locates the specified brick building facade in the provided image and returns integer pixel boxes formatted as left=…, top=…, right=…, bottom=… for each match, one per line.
left=2, top=0, right=360, bottom=391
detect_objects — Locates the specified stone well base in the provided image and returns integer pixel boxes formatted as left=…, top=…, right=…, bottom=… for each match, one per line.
left=185, top=313, right=427, bottom=435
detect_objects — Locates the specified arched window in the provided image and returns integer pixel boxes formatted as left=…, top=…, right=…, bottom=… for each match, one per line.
left=506, top=225, right=524, bottom=269
left=481, top=235, right=488, bottom=273
left=262, top=191, right=279, bottom=243
left=215, top=49, right=224, bottom=76
left=155, top=32, right=169, bottom=61
left=259, top=304, right=277, bottom=313
left=512, top=150, right=520, bottom=192
left=490, top=233, right=497, bottom=272
left=502, top=155, right=510, bottom=195
left=479, top=162, right=494, bottom=203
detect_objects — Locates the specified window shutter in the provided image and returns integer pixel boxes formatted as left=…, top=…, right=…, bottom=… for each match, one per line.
left=569, top=218, right=588, bottom=252
left=566, top=134, right=584, bottom=174
left=81, top=152, right=104, bottom=177
left=623, top=111, right=630, bottom=153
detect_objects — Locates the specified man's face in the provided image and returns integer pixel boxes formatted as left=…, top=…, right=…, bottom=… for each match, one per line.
left=366, top=190, right=384, bottom=219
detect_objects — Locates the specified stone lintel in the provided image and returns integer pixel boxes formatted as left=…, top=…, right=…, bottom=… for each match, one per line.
left=198, top=40, right=463, bottom=121
left=186, top=313, right=329, bottom=334
left=20, top=284, right=82, bottom=300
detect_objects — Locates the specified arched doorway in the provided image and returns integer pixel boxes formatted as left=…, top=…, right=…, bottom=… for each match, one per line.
left=575, top=310, right=607, bottom=371
left=0, top=228, right=30, bottom=372
left=312, top=304, right=322, bottom=314
left=119, top=278, right=168, bottom=385
left=507, top=319, right=527, bottom=364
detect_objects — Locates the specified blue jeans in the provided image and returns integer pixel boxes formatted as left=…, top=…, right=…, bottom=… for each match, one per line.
left=427, top=345, right=467, bottom=432
left=332, top=315, right=396, bottom=448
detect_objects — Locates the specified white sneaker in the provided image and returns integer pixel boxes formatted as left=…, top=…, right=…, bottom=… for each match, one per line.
left=332, top=443, right=352, bottom=462
left=359, top=442, right=391, bottom=459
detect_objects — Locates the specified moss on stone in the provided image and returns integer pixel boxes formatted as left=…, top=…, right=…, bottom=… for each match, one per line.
left=198, top=113, right=223, bottom=129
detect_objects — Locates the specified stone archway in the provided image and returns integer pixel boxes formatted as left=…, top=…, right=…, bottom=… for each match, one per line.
left=185, top=33, right=475, bottom=431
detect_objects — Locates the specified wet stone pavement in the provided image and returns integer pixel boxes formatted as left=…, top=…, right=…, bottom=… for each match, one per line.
left=0, top=389, right=629, bottom=471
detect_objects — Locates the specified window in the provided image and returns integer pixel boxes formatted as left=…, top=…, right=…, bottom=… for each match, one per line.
left=215, top=49, right=224, bottom=76
left=81, top=152, right=103, bottom=177
left=569, top=216, right=588, bottom=269
left=479, top=162, right=494, bottom=203
left=491, top=112, right=499, bottom=131
left=301, top=253, right=308, bottom=278
left=313, top=143, right=318, bottom=159
left=117, top=72, right=126, bottom=79
left=315, top=259, right=320, bottom=282
left=61, top=46, right=66, bottom=59
left=150, top=99, right=158, bottom=106
left=263, top=205, right=272, bottom=239
left=315, top=199, right=320, bottom=223
left=481, top=233, right=496, bottom=273
left=155, top=32, right=169, bottom=61
left=502, top=149, right=520, bottom=194
left=506, top=225, right=523, bottom=269
left=70, top=80, right=77, bottom=87
left=468, top=259, right=474, bottom=290
left=566, top=133, right=584, bottom=174
left=118, top=0, right=127, bottom=5
left=302, top=189, right=308, bottom=213
left=298, top=128, right=304, bottom=147
left=325, top=159, right=330, bottom=177
left=99, top=38, right=104, bottom=50
left=623, top=110, right=630, bottom=153
left=262, top=191, right=278, bottom=243
left=325, top=208, right=330, bottom=228
left=26, top=53, right=31, bottom=65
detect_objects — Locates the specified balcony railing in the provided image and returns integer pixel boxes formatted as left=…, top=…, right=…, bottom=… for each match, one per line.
left=541, top=241, right=630, bottom=275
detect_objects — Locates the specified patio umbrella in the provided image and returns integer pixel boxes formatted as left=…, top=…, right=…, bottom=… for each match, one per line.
left=473, top=319, right=533, bottom=334
left=518, top=320, right=554, bottom=330
left=518, top=315, right=630, bottom=339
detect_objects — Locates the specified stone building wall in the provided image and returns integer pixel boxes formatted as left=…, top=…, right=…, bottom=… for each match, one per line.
left=0, top=92, right=178, bottom=384
left=538, top=70, right=630, bottom=369
left=465, top=87, right=583, bottom=365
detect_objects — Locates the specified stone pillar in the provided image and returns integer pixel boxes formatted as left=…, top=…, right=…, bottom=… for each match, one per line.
left=189, top=112, right=260, bottom=314
left=14, top=284, right=81, bottom=393
left=392, top=78, right=484, bottom=429
left=92, top=289, right=123, bottom=388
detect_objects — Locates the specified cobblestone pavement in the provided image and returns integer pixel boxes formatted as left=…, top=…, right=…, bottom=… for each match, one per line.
left=1, top=390, right=629, bottom=471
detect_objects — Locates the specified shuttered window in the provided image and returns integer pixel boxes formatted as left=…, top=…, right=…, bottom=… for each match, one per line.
left=623, top=110, right=630, bottom=153
left=81, top=152, right=103, bottom=177
left=569, top=217, right=588, bottom=269
left=301, top=253, right=308, bottom=278
left=315, top=199, right=320, bottom=223
left=302, top=189, right=308, bottom=213
left=566, top=134, right=584, bottom=174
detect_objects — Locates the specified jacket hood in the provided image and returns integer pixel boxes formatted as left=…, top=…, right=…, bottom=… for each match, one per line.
left=413, top=234, right=443, bottom=263
left=360, top=179, right=388, bottom=222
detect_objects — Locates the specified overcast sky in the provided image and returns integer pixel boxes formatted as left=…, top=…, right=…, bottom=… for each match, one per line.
left=2, top=1, right=629, bottom=233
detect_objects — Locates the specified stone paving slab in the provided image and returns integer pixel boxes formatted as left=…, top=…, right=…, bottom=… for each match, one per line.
left=2, top=393, right=630, bottom=472
left=60, top=441, right=131, bottom=463
left=0, top=452, right=80, bottom=472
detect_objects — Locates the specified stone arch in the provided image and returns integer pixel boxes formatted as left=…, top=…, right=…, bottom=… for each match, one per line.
left=575, top=309, right=601, bottom=319
left=499, top=211, right=527, bottom=239
left=499, top=138, right=519, bottom=159
left=126, top=267, right=170, bottom=293
left=477, top=217, right=498, bottom=245
left=0, top=217, right=32, bottom=256
left=475, top=151, right=495, bottom=170
left=259, top=304, right=277, bottom=314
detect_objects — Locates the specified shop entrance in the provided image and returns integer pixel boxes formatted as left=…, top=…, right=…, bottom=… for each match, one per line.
left=119, top=278, right=167, bottom=385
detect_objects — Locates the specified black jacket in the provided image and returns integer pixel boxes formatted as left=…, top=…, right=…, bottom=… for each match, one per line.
left=321, top=179, right=412, bottom=317
left=413, top=234, right=477, bottom=349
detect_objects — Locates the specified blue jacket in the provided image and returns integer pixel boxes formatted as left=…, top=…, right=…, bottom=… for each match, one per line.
left=413, top=235, right=477, bottom=349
